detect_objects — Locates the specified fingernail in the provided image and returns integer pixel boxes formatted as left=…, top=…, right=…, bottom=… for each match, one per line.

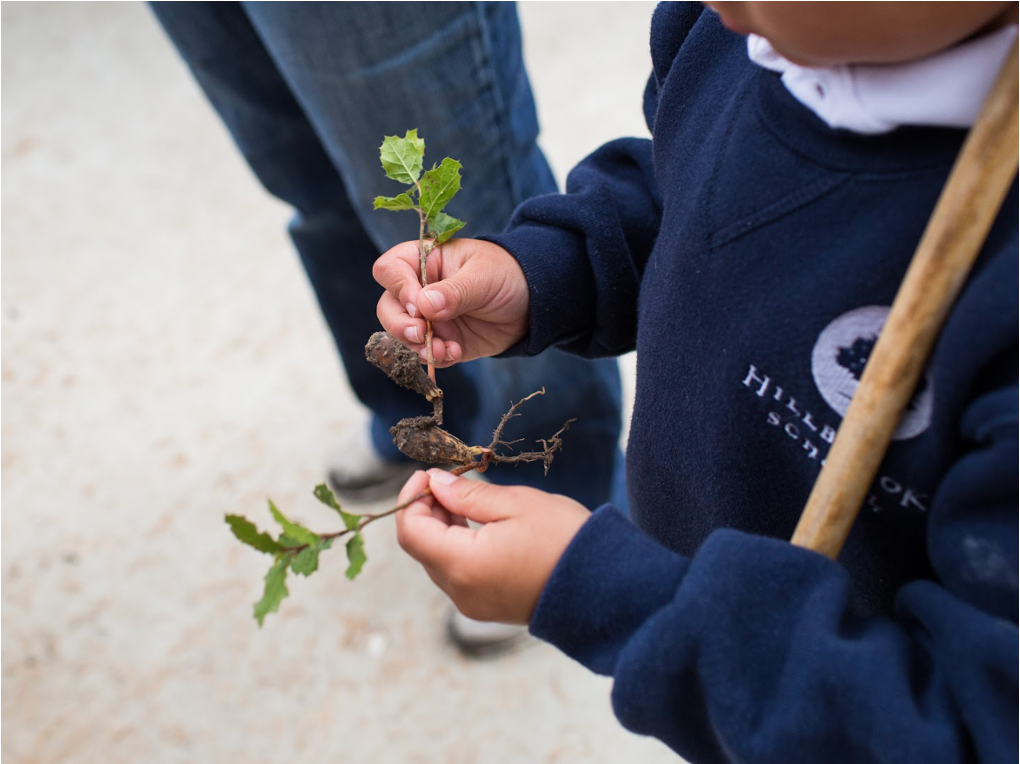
left=429, top=469, right=457, bottom=485
left=405, top=302, right=417, bottom=319
left=423, top=289, right=445, bottom=312
left=404, top=326, right=420, bottom=344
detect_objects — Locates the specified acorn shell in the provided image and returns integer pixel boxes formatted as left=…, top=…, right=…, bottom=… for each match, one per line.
left=365, top=332, right=440, bottom=402
left=390, top=417, right=482, bottom=466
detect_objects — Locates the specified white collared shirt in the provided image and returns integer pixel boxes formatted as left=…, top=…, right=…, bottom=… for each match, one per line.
left=747, top=25, right=1018, bottom=135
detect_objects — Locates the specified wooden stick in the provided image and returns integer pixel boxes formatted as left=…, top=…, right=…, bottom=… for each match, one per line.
left=791, top=41, right=1019, bottom=559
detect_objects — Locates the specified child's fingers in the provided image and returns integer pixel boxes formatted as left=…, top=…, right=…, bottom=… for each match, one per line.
left=377, top=293, right=466, bottom=366
left=395, top=470, right=471, bottom=555
left=373, top=240, right=421, bottom=284
left=376, top=288, right=428, bottom=349
left=373, top=240, right=445, bottom=308
left=396, top=469, right=432, bottom=508
left=426, top=469, right=519, bottom=524
left=396, top=498, right=477, bottom=569
left=373, top=242, right=427, bottom=316
left=417, top=335, right=463, bottom=367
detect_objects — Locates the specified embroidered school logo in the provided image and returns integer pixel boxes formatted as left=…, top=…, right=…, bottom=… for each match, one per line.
left=810, top=305, right=933, bottom=440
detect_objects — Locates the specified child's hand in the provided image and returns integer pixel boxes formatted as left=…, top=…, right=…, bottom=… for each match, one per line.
left=395, top=469, right=590, bottom=624
left=374, top=238, right=530, bottom=367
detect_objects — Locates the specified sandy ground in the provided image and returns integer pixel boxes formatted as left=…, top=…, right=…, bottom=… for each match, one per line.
left=1, top=2, right=684, bottom=763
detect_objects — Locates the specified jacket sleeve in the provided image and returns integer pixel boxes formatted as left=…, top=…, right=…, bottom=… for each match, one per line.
left=482, top=135, right=662, bottom=358
left=530, top=380, right=1018, bottom=764
left=479, top=2, right=705, bottom=360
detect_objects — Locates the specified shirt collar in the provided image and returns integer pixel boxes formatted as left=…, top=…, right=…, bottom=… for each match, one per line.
left=747, top=25, right=1018, bottom=135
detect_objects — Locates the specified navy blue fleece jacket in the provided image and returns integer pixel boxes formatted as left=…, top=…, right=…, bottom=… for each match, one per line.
left=485, top=4, right=1018, bottom=763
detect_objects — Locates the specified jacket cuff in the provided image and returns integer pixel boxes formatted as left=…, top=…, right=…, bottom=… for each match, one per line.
left=479, top=223, right=596, bottom=356
left=529, top=505, right=690, bottom=675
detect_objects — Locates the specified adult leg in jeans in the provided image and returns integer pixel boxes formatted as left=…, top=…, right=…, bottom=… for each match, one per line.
left=152, top=1, right=625, bottom=508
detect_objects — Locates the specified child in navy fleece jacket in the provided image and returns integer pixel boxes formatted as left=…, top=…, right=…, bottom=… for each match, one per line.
left=374, top=3, right=1018, bottom=762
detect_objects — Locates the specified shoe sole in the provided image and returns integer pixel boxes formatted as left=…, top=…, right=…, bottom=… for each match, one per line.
left=327, top=463, right=418, bottom=503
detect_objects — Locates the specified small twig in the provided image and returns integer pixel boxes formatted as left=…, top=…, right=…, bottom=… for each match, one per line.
left=354, top=459, right=484, bottom=527
left=310, top=461, right=485, bottom=549
left=417, top=213, right=437, bottom=383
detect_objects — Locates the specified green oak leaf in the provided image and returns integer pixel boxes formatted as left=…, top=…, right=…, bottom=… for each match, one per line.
left=419, top=158, right=462, bottom=220
left=290, top=538, right=333, bottom=577
left=289, top=547, right=319, bottom=576
left=268, top=499, right=319, bottom=546
left=226, top=514, right=282, bottom=555
left=312, top=483, right=342, bottom=511
left=277, top=533, right=304, bottom=549
left=428, top=211, right=466, bottom=244
left=254, top=557, right=289, bottom=627
left=345, top=533, right=367, bottom=580
left=373, top=192, right=417, bottom=212
left=379, top=130, right=425, bottom=185
left=312, top=483, right=361, bottom=531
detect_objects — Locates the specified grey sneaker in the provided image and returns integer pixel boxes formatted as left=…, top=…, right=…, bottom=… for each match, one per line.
left=446, top=607, right=532, bottom=657
left=326, top=426, right=416, bottom=502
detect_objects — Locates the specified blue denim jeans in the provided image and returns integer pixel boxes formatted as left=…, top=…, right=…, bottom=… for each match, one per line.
left=151, top=2, right=626, bottom=509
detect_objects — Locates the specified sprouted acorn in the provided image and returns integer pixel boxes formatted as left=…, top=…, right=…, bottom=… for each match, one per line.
left=365, top=331, right=441, bottom=403
left=390, top=416, right=487, bottom=466
left=229, top=131, right=567, bottom=627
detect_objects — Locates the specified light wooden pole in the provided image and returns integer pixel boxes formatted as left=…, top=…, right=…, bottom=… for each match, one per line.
left=791, top=41, right=1019, bottom=559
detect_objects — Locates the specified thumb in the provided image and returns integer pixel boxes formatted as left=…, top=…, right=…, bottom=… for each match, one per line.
left=418, top=269, right=489, bottom=322
left=426, top=469, right=517, bottom=524
left=417, top=244, right=521, bottom=322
